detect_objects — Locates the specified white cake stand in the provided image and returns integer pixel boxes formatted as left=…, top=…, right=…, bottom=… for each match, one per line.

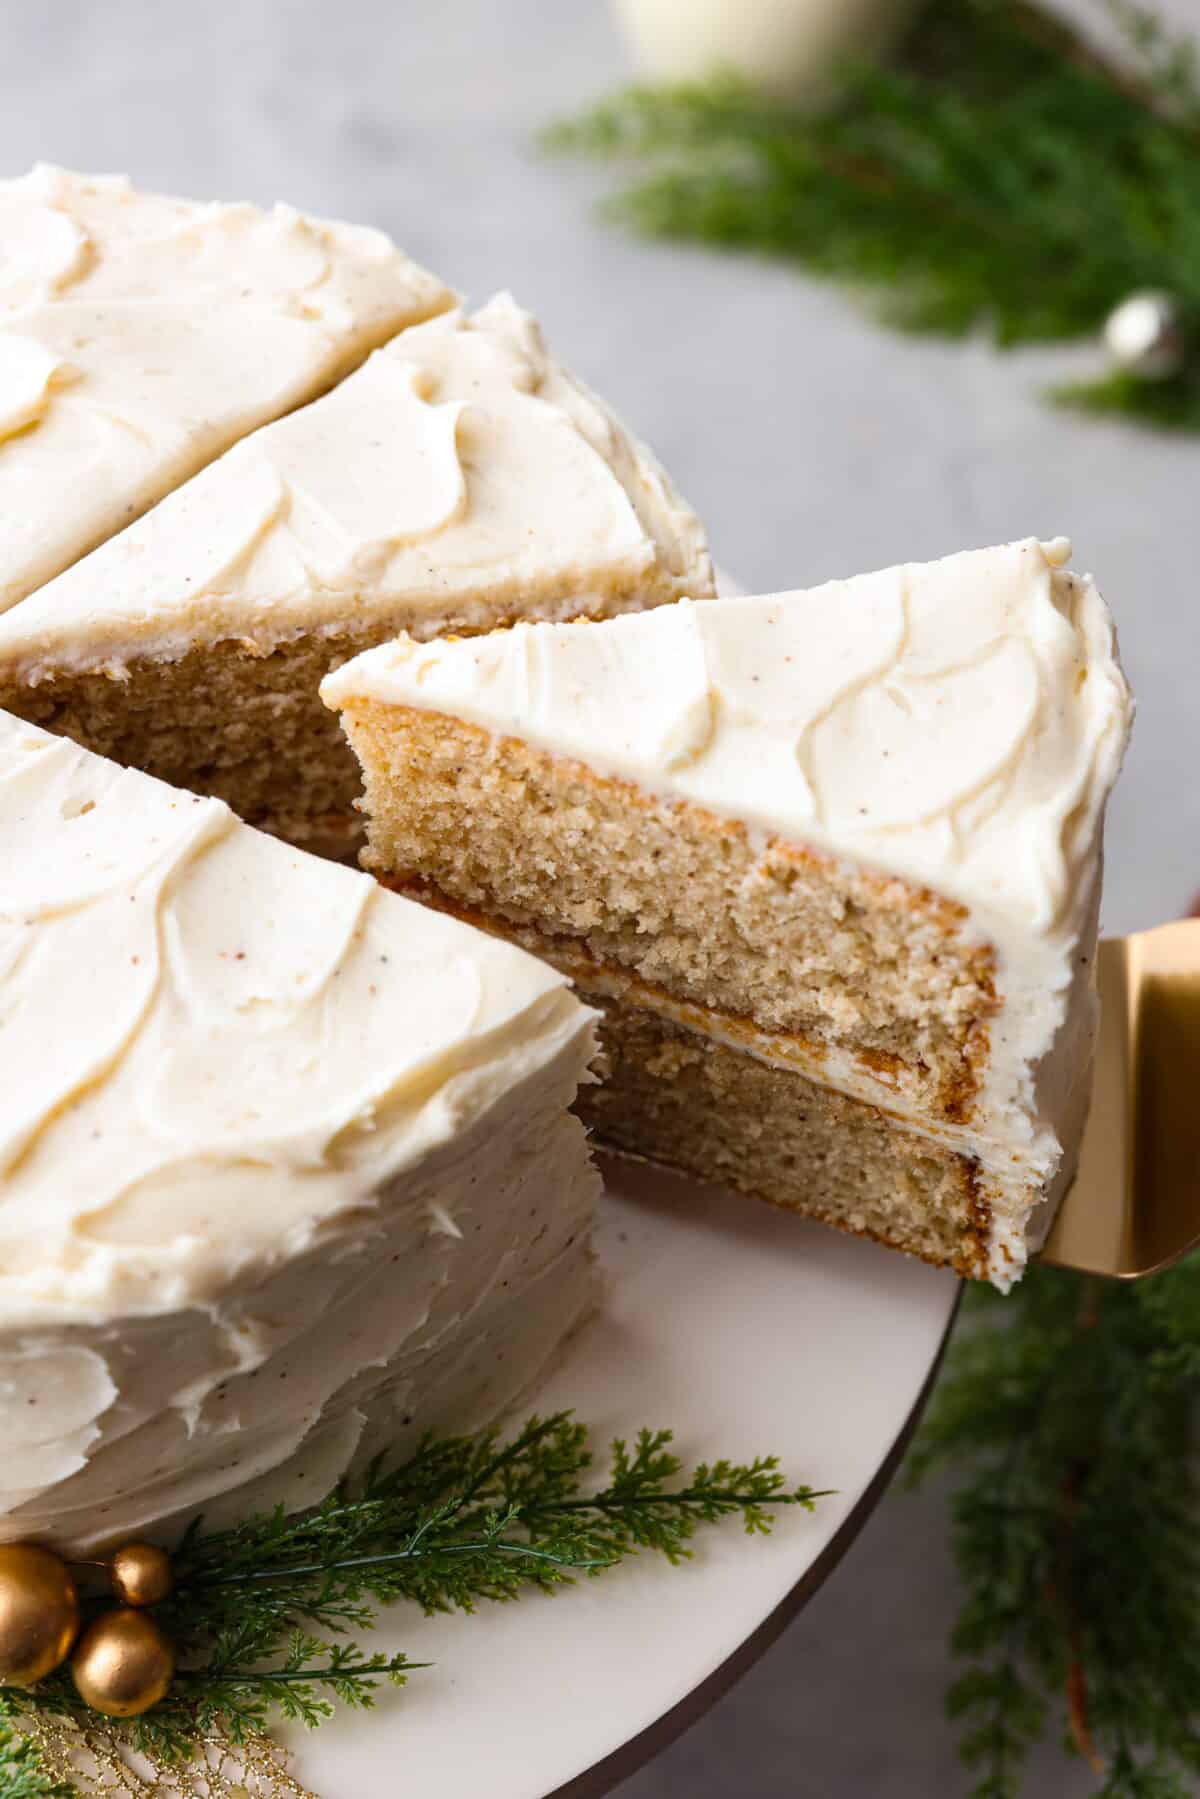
left=281, top=1158, right=960, bottom=1798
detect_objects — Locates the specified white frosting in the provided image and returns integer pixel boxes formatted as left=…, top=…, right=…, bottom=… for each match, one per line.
left=0, top=165, right=451, bottom=611
left=0, top=712, right=599, bottom=1547
left=0, top=293, right=713, bottom=672
left=324, top=540, right=1133, bottom=1281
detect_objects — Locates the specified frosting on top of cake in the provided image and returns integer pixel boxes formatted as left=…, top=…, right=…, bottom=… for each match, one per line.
left=323, top=539, right=1130, bottom=939
left=0, top=710, right=590, bottom=1327
left=0, top=293, right=713, bottom=668
left=0, top=164, right=452, bottom=611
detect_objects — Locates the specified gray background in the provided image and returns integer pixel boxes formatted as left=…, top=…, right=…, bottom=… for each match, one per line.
left=2, top=1, right=1194, bottom=1792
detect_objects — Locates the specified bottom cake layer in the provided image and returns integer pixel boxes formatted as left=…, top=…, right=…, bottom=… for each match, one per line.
left=370, top=878, right=1051, bottom=1285
left=580, top=992, right=1032, bottom=1282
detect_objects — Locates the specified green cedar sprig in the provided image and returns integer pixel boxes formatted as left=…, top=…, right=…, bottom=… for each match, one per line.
left=909, top=1260, right=1200, bottom=1798
left=545, top=0, right=1200, bottom=428
left=0, top=1730, right=72, bottom=1799
left=0, top=1412, right=821, bottom=1779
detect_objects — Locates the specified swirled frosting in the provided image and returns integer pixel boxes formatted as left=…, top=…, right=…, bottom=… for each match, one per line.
left=324, top=539, right=1133, bottom=1275
left=0, top=712, right=599, bottom=1548
left=0, top=293, right=713, bottom=674
left=0, top=165, right=451, bottom=612
left=322, top=540, right=1129, bottom=938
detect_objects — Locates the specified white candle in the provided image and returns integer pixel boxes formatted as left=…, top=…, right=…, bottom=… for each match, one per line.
left=612, top=0, right=919, bottom=104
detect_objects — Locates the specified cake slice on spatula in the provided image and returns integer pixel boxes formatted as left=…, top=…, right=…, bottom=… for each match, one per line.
left=322, top=538, right=1133, bottom=1287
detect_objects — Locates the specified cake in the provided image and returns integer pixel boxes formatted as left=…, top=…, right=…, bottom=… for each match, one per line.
left=0, top=710, right=599, bottom=1552
left=322, top=538, right=1133, bottom=1287
left=0, top=291, right=713, bottom=855
left=0, top=164, right=451, bottom=611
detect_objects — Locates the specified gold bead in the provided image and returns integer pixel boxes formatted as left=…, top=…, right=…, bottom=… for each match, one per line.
left=109, top=1542, right=173, bottom=1608
left=70, top=1608, right=175, bottom=1718
left=0, top=1544, right=80, bottom=1687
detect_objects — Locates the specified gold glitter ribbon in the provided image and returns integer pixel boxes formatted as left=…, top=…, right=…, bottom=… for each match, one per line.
left=21, top=1713, right=320, bottom=1798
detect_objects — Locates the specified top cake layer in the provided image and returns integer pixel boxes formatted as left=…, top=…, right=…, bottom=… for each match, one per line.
left=0, top=292, right=712, bottom=672
left=0, top=165, right=451, bottom=611
left=324, top=539, right=1129, bottom=941
left=0, top=709, right=591, bottom=1330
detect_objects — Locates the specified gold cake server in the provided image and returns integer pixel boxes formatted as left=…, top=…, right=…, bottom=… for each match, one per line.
left=1039, top=918, right=1200, bottom=1278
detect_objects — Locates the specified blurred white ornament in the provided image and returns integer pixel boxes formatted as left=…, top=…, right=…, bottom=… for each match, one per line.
left=1103, top=291, right=1187, bottom=381
left=612, top=0, right=920, bottom=106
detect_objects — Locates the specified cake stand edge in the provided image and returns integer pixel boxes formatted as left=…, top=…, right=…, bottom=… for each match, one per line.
left=546, top=1282, right=964, bottom=1799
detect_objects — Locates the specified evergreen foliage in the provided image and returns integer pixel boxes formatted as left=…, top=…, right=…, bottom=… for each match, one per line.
left=547, top=0, right=1200, bottom=428
left=911, top=1262, right=1200, bottom=1796
left=0, top=1413, right=819, bottom=1792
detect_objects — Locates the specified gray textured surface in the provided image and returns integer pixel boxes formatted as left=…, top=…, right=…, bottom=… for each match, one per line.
left=1, top=3, right=1194, bottom=1793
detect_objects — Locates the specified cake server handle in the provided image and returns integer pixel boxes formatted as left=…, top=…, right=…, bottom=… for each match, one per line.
left=1039, top=918, right=1200, bottom=1279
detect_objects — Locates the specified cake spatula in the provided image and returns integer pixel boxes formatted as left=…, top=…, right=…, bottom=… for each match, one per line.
left=1039, top=918, right=1200, bottom=1278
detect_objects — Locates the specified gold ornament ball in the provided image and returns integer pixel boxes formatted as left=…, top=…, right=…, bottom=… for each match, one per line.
left=109, top=1542, right=174, bottom=1608
left=71, top=1608, right=175, bottom=1718
left=0, top=1544, right=80, bottom=1687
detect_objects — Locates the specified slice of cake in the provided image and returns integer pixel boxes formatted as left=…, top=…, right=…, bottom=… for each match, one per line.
left=322, top=538, right=1133, bottom=1287
left=0, top=164, right=451, bottom=610
left=0, top=710, right=599, bottom=1551
left=0, top=293, right=713, bottom=857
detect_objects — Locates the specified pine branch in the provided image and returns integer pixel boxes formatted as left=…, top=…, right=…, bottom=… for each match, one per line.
left=546, top=0, right=1200, bottom=429
left=911, top=1261, right=1200, bottom=1797
left=0, top=1413, right=819, bottom=1773
left=0, top=1728, right=73, bottom=1799
left=1054, top=366, right=1200, bottom=429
